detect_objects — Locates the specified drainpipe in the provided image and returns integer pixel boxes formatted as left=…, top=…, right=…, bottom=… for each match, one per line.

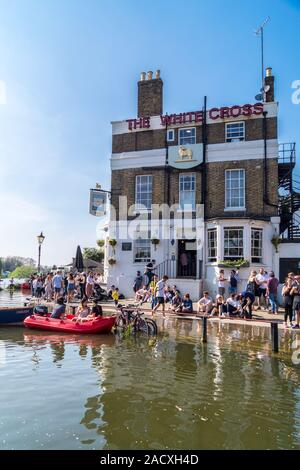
left=200, top=96, right=207, bottom=290
left=263, top=110, right=278, bottom=210
left=165, top=116, right=170, bottom=264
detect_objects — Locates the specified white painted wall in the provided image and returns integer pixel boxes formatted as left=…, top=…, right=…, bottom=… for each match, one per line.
left=111, top=140, right=278, bottom=170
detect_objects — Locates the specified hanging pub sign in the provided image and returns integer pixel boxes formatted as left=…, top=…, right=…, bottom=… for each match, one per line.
left=89, top=189, right=109, bottom=217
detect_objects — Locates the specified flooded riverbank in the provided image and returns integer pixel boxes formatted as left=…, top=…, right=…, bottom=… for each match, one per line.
left=0, top=309, right=299, bottom=450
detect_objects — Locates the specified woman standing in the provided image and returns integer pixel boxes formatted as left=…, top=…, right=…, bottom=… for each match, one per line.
left=85, top=272, right=94, bottom=299
left=291, top=280, right=300, bottom=329
left=246, top=270, right=260, bottom=310
left=282, top=275, right=294, bottom=328
left=79, top=273, right=87, bottom=300
left=67, top=273, right=76, bottom=303
left=44, top=274, right=53, bottom=301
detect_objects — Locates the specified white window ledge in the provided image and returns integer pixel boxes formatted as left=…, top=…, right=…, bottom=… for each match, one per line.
left=224, top=207, right=246, bottom=212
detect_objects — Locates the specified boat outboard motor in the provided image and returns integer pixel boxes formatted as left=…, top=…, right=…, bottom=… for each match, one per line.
left=33, top=305, right=48, bottom=316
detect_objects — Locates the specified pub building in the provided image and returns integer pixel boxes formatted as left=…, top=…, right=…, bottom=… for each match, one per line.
left=103, top=69, right=300, bottom=299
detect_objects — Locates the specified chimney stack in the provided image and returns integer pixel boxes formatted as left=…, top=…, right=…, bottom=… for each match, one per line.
left=138, top=69, right=163, bottom=117
left=264, top=67, right=275, bottom=102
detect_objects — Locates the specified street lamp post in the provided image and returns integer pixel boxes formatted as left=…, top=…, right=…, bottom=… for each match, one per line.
left=37, top=232, right=45, bottom=273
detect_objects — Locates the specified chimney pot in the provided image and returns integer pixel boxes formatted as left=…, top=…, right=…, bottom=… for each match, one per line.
left=147, top=71, right=153, bottom=80
left=155, top=70, right=161, bottom=79
left=140, top=72, right=146, bottom=81
left=266, top=67, right=272, bottom=77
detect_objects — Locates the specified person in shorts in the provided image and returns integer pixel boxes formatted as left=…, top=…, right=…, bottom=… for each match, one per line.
left=152, top=275, right=168, bottom=316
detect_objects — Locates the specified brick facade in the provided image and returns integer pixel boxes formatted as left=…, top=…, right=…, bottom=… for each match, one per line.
left=111, top=158, right=278, bottom=220
left=112, top=117, right=277, bottom=153
left=205, top=158, right=278, bottom=219
left=138, top=78, right=163, bottom=117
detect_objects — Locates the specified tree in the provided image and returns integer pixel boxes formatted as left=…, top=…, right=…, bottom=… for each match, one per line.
left=1, top=256, right=35, bottom=272
left=9, top=266, right=36, bottom=279
left=83, top=248, right=104, bottom=263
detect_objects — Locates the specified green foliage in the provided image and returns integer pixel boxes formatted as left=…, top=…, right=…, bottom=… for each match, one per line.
left=82, top=248, right=104, bottom=263
left=97, top=239, right=105, bottom=248
left=218, top=259, right=250, bottom=268
left=9, top=265, right=36, bottom=279
left=1, top=256, right=35, bottom=272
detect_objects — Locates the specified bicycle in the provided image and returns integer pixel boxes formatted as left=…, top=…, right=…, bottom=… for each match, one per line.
left=116, top=304, right=158, bottom=335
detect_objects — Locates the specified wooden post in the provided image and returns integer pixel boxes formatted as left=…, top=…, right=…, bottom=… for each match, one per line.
left=271, top=322, right=279, bottom=353
left=202, top=316, right=207, bottom=343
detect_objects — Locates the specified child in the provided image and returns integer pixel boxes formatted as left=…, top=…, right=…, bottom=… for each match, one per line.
left=170, top=291, right=182, bottom=312
left=112, top=287, right=119, bottom=306
left=176, top=293, right=193, bottom=314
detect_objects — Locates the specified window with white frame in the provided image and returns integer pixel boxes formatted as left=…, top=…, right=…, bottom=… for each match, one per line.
left=167, top=129, right=175, bottom=142
left=207, top=228, right=217, bottom=262
left=179, top=173, right=196, bottom=211
left=134, top=238, right=151, bottom=263
left=226, top=122, right=245, bottom=142
left=179, top=128, right=196, bottom=145
left=251, top=228, right=263, bottom=263
left=225, top=169, right=245, bottom=209
left=135, top=175, right=152, bottom=210
left=224, top=227, right=244, bottom=259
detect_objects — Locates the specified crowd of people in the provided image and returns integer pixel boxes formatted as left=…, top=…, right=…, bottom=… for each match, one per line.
left=29, top=271, right=105, bottom=303
left=130, top=266, right=300, bottom=328
left=28, top=264, right=300, bottom=329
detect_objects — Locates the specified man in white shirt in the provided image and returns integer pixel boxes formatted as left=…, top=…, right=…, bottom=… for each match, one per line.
left=255, top=268, right=269, bottom=310
left=152, top=275, right=168, bottom=316
left=226, top=294, right=242, bottom=316
left=197, top=291, right=213, bottom=315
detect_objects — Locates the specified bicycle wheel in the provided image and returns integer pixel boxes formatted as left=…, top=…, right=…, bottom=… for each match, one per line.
left=116, top=315, right=126, bottom=329
left=146, top=319, right=158, bottom=336
left=134, top=317, right=149, bottom=335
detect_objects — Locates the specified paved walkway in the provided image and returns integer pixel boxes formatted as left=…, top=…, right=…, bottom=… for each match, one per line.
left=29, top=297, right=299, bottom=332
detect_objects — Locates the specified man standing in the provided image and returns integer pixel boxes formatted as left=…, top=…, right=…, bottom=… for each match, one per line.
left=152, top=275, right=168, bottom=316
left=217, top=269, right=227, bottom=297
left=53, top=271, right=63, bottom=302
left=133, top=271, right=143, bottom=294
left=229, top=269, right=239, bottom=295
left=267, top=271, right=279, bottom=314
left=256, top=268, right=269, bottom=310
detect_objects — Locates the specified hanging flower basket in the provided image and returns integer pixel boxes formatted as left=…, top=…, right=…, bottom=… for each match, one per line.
left=151, top=238, right=160, bottom=251
left=271, top=236, right=282, bottom=253
left=97, top=239, right=105, bottom=248
left=109, top=239, right=117, bottom=247
left=108, top=258, right=116, bottom=266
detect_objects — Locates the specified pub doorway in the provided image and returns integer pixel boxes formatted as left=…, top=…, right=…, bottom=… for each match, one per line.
left=177, top=239, right=197, bottom=278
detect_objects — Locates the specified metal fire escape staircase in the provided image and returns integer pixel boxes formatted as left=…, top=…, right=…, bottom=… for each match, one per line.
left=278, top=143, right=300, bottom=240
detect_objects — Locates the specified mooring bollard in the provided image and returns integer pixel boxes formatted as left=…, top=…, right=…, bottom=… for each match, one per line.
left=271, top=322, right=279, bottom=353
left=202, top=316, right=207, bottom=343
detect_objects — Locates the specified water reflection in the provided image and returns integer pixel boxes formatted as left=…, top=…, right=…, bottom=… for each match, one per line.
left=0, top=318, right=300, bottom=450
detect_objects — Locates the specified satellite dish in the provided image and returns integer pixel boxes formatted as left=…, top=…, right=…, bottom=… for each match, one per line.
left=255, top=93, right=263, bottom=101
left=264, top=85, right=270, bottom=93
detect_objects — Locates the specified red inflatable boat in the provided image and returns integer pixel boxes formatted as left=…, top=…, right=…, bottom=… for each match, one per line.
left=24, top=314, right=116, bottom=334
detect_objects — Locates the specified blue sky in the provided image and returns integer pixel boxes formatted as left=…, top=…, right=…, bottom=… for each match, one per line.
left=0, top=0, right=299, bottom=266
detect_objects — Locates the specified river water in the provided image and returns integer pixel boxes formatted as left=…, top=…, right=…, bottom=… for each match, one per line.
left=0, top=290, right=300, bottom=450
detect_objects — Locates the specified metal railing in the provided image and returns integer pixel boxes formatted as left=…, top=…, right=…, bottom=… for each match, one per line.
left=278, top=142, right=296, bottom=164
left=153, top=258, right=202, bottom=280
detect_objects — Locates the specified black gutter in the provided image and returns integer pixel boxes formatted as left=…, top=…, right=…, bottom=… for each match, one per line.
left=201, top=96, right=207, bottom=217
